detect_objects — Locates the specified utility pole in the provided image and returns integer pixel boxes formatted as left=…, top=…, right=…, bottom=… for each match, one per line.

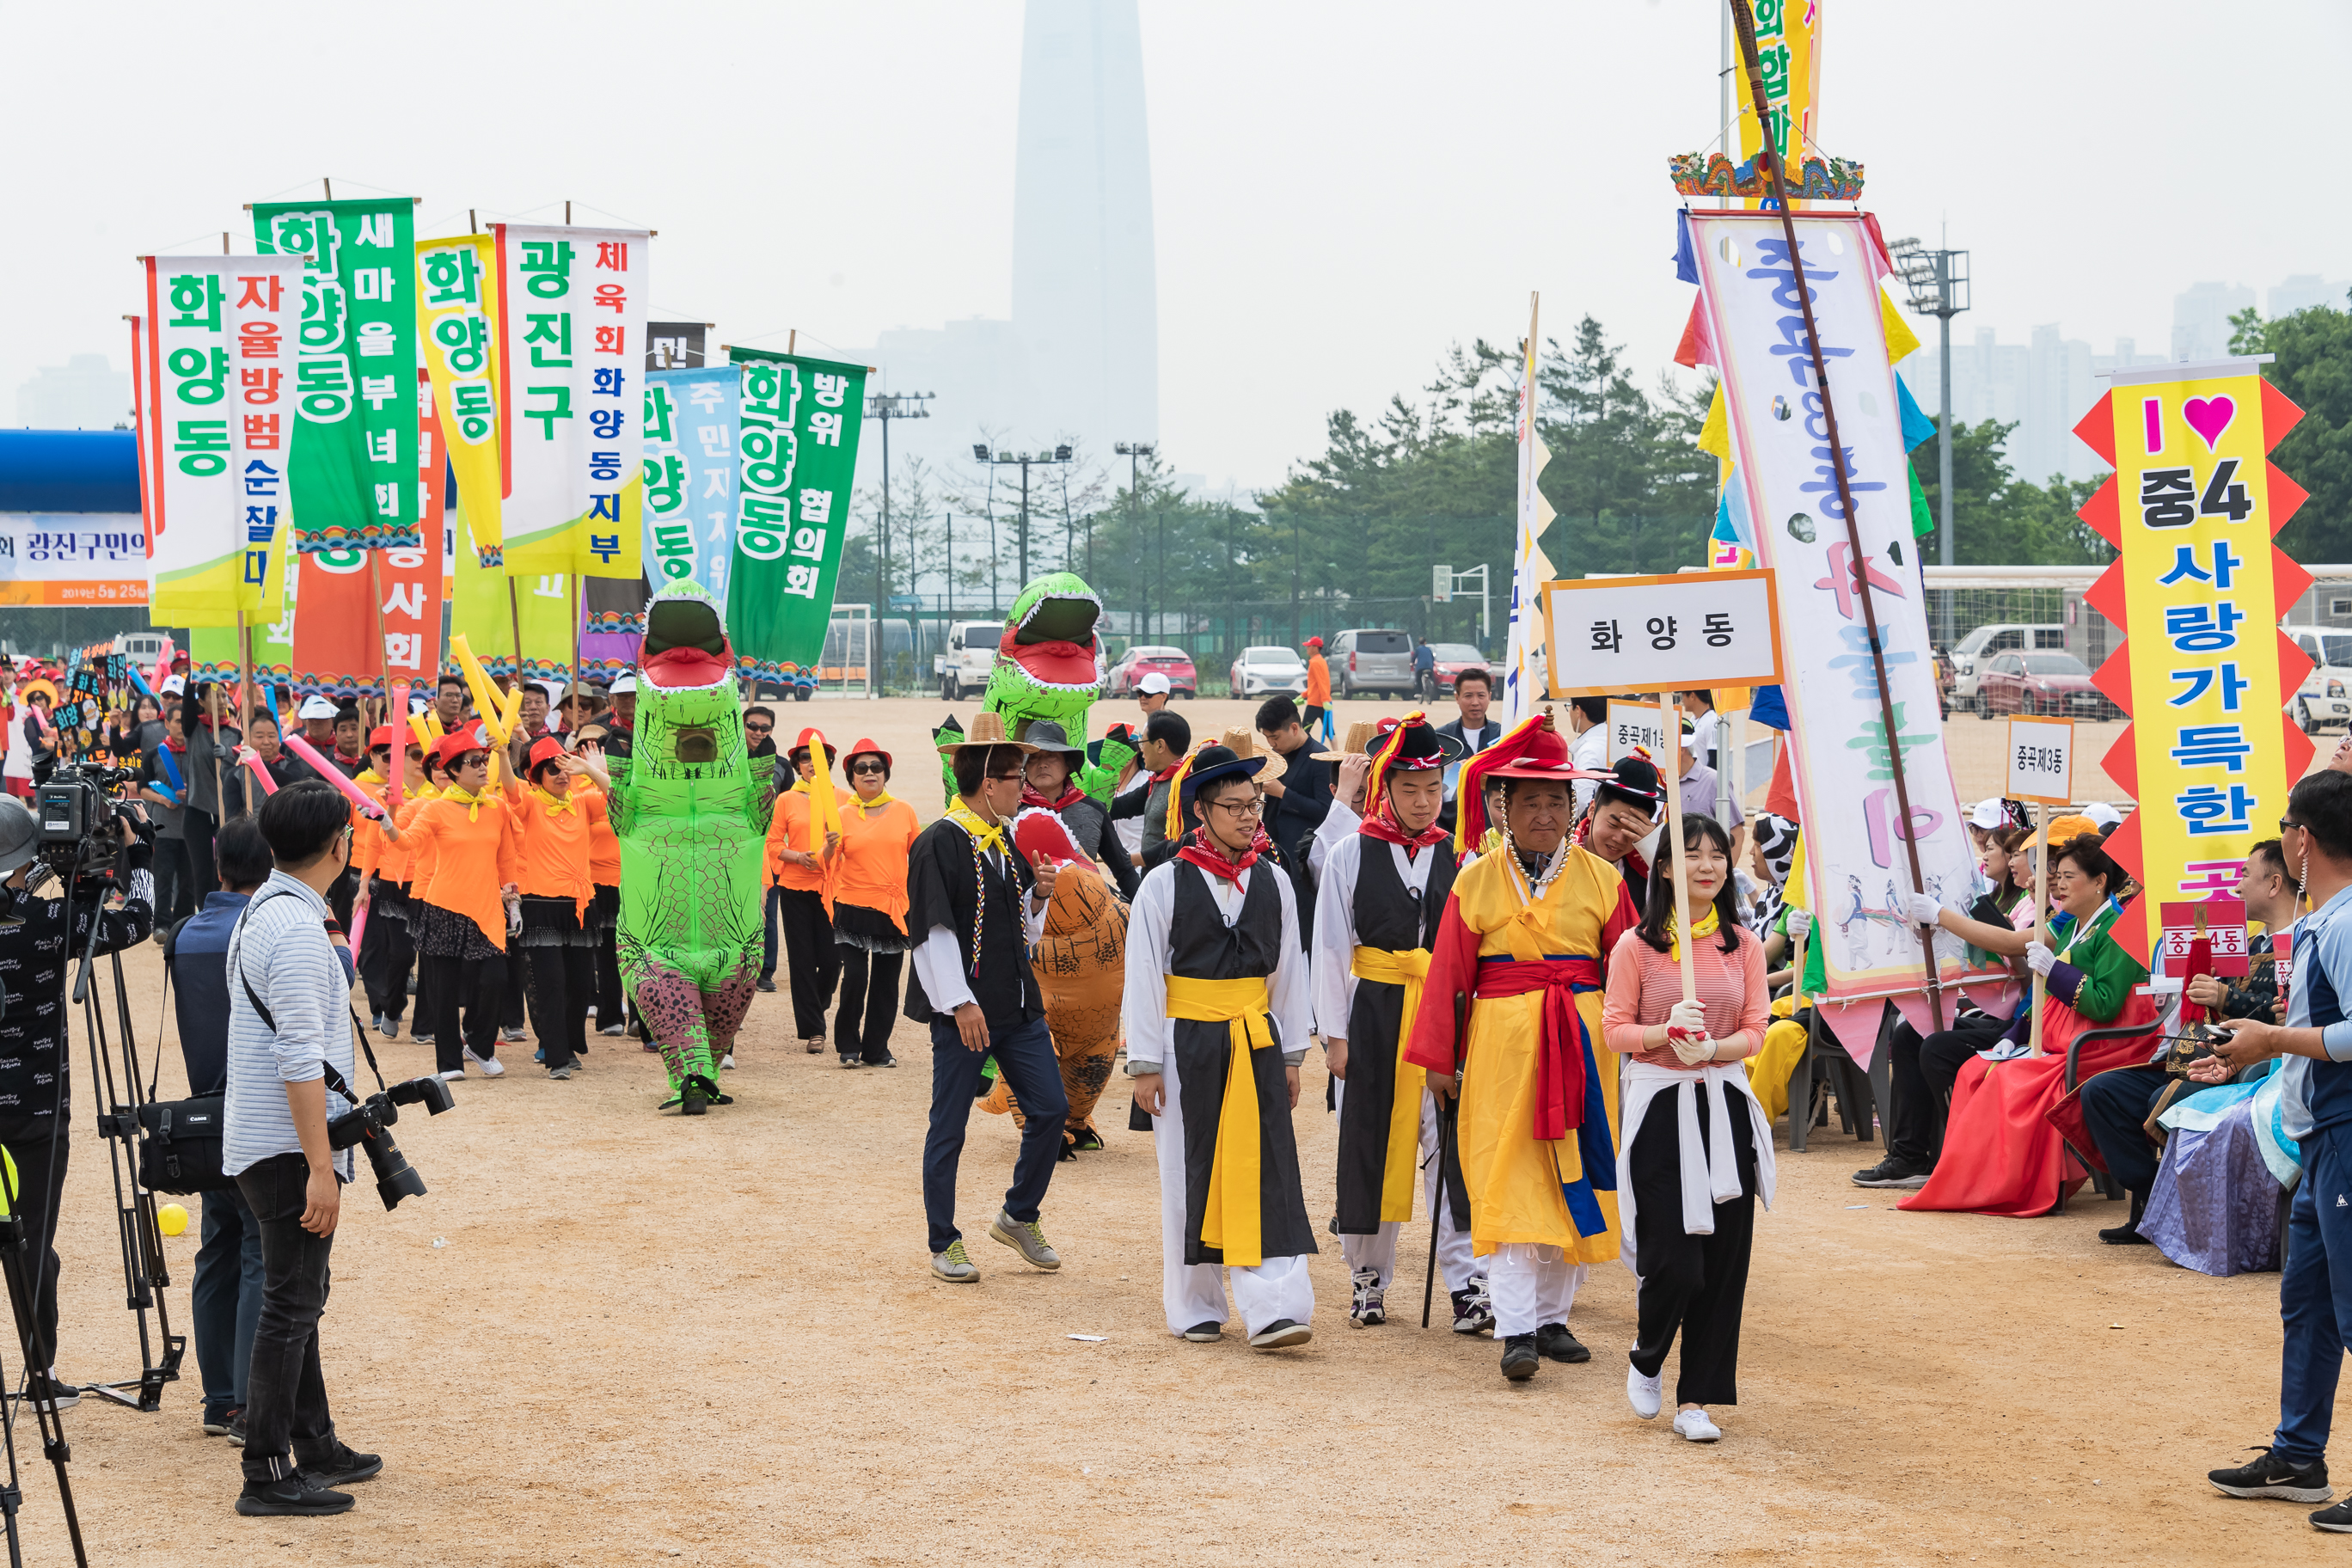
left=1890, top=236, right=1970, bottom=646
left=864, top=389, right=932, bottom=622
left=976, top=443, right=1074, bottom=588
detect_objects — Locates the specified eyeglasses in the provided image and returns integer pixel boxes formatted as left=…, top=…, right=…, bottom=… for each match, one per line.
left=851, top=762, right=887, bottom=775
left=744, top=722, right=772, bottom=733
left=1208, top=797, right=1265, bottom=818
left=2282, top=818, right=2307, bottom=832
left=988, top=772, right=1024, bottom=784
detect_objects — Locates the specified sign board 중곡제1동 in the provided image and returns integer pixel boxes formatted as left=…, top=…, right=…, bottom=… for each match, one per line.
left=1606, top=700, right=1667, bottom=766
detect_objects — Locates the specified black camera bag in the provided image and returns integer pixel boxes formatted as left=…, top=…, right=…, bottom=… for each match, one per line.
left=135, top=1096, right=235, bottom=1194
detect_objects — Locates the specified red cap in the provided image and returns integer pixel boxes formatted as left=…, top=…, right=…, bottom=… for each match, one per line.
left=790, top=727, right=830, bottom=761
left=839, top=737, right=891, bottom=772
left=1304, top=636, right=1323, bottom=648
left=368, top=724, right=396, bottom=750
left=434, top=726, right=493, bottom=771
left=527, top=735, right=568, bottom=775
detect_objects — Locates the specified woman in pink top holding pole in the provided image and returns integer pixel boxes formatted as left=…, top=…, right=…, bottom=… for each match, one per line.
left=1601, top=812, right=1776, bottom=1444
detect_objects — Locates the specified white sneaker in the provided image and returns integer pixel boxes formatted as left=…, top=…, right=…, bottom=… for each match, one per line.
left=438, top=1069, right=465, bottom=1082
left=464, top=1047, right=505, bottom=1079
left=1627, top=1362, right=1663, bottom=1419
left=1673, top=1407, right=1721, bottom=1442
left=720, top=1053, right=735, bottom=1070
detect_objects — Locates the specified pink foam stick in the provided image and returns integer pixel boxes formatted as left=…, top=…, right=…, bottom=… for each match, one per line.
left=346, top=903, right=368, bottom=962
left=238, top=749, right=279, bottom=796
left=279, top=732, right=386, bottom=820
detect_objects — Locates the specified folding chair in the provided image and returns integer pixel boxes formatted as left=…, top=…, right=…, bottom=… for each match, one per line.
left=2052, top=990, right=2177, bottom=1215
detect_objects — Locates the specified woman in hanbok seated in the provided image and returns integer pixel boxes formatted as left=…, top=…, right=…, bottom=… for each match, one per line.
left=1902, top=833, right=2156, bottom=1218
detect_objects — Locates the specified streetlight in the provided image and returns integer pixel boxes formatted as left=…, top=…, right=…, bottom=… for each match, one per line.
left=972, top=444, right=1074, bottom=585
left=1116, top=442, right=1156, bottom=640
left=865, top=389, right=932, bottom=632
left=1889, top=236, right=1969, bottom=646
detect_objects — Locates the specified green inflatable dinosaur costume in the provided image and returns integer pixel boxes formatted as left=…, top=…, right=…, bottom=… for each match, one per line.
left=604, top=579, right=774, bottom=1114
left=939, top=572, right=1135, bottom=802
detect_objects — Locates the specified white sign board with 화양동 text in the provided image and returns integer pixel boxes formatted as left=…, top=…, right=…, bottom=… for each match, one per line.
left=1606, top=700, right=1668, bottom=767
left=2006, top=715, right=2075, bottom=806
left=1540, top=569, right=1784, bottom=698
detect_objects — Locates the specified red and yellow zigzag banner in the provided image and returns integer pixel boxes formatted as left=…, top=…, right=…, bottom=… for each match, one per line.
left=2073, top=371, right=2310, bottom=964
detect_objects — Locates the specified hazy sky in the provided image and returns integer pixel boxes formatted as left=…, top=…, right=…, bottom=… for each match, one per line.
left=4, top=1, right=2345, bottom=492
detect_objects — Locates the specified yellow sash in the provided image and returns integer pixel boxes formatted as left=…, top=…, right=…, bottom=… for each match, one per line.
left=1164, top=974, right=1276, bottom=1267
left=1351, top=946, right=1431, bottom=1222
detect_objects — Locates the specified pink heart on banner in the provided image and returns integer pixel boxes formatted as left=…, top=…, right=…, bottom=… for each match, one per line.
left=2184, top=395, right=2236, bottom=451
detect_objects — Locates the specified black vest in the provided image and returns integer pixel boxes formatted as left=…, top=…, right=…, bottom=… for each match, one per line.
left=1169, top=858, right=1283, bottom=986
left=902, top=820, right=1043, bottom=1032
left=1349, top=837, right=1456, bottom=954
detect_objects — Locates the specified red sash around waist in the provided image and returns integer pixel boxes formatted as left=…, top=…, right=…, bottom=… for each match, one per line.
left=1476, top=954, right=1603, bottom=1142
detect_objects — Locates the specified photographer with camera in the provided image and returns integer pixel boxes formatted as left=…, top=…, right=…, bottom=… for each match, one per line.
left=224, top=781, right=380, bottom=1516
left=0, top=791, right=153, bottom=1412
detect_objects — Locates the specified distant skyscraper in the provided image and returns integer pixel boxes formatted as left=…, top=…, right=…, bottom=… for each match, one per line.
left=1010, top=0, right=1158, bottom=454
left=15, top=353, right=130, bottom=430
left=2172, top=281, right=2256, bottom=361
left=1900, top=329, right=2161, bottom=487
left=2270, top=275, right=2350, bottom=319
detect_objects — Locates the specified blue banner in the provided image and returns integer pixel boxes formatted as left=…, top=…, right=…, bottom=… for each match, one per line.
left=643, top=367, right=740, bottom=604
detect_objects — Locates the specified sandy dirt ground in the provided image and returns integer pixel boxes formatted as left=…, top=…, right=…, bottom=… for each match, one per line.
left=13, top=695, right=2344, bottom=1565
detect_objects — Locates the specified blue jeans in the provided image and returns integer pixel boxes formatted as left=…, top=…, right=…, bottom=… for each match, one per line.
left=922, top=1013, right=1067, bottom=1254
left=193, top=1185, right=265, bottom=1418
left=2275, top=1124, right=2352, bottom=1464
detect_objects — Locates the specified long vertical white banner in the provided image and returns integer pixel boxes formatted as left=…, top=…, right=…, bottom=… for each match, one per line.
left=141, top=254, right=305, bottom=625
left=492, top=224, right=648, bottom=579
left=1687, top=210, right=1993, bottom=1057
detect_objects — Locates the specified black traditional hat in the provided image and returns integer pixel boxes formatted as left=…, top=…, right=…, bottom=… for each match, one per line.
left=1177, top=743, right=1265, bottom=801
left=1594, top=754, right=1665, bottom=819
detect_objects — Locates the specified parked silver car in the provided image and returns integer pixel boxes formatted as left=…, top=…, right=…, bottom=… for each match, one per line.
left=1333, top=628, right=1416, bottom=699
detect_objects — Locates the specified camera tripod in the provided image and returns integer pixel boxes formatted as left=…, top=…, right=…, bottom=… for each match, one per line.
left=0, top=1198, right=88, bottom=1568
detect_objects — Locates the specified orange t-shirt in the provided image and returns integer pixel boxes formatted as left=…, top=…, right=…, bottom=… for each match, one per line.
left=1305, top=655, right=1331, bottom=705
left=395, top=783, right=441, bottom=888
left=404, top=788, right=524, bottom=950
left=351, top=770, right=407, bottom=885
left=571, top=779, right=622, bottom=885
left=828, top=794, right=920, bottom=933
left=501, top=779, right=604, bottom=916
left=766, top=782, right=850, bottom=893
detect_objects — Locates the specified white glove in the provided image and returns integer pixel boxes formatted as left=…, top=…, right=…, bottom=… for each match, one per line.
left=2024, top=940, right=2056, bottom=977
left=1905, top=892, right=1943, bottom=927
left=1785, top=907, right=1812, bottom=940
left=1666, top=998, right=1706, bottom=1036
left=1669, top=1031, right=1714, bottom=1067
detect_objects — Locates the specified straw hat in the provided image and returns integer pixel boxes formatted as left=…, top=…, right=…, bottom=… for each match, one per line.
left=936, top=709, right=1040, bottom=756
left=1219, top=726, right=1287, bottom=782
left=1313, top=719, right=1378, bottom=763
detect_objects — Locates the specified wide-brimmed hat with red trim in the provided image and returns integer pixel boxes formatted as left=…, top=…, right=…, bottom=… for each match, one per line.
left=838, top=737, right=892, bottom=774
left=1452, top=714, right=1608, bottom=851
left=1363, top=713, right=1465, bottom=805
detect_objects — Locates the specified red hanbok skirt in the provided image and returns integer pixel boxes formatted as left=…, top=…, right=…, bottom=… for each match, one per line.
left=1900, top=991, right=2159, bottom=1218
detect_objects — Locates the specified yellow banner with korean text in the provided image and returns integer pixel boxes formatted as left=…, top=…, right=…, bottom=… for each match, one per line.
left=2077, top=362, right=2313, bottom=965
left=1734, top=0, right=1822, bottom=210
left=415, top=234, right=504, bottom=565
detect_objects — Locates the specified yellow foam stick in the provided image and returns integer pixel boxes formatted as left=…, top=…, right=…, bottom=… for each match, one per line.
left=407, top=711, right=438, bottom=752
left=805, top=732, right=844, bottom=852
left=499, top=683, right=524, bottom=739
left=447, top=634, right=510, bottom=744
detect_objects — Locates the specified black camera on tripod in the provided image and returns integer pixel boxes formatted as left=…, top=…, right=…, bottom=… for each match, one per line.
left=326, top=1075, right=456, bottom=1211
left=32, top=763, right=138, bottom=881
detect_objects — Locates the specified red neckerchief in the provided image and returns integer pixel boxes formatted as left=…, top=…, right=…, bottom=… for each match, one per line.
left=1571, top=812, right=1649, bottom=886
left=1020, top=783, right=1086, bottom=814
left=1359, top=796, right=1449, bottom=854
left=1177, top=824, right=1268, bottom=885
left=1149, top=762, right=1181, bottom=784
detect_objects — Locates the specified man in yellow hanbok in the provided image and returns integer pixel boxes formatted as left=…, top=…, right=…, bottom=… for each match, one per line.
left=1408, top=714, right=1644, bottom=1381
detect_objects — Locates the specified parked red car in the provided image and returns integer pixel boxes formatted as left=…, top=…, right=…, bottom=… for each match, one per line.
left=1106, top=645, right=1197, bottom=699
left=1975, top=650, right=2116, bottom=719
left=1416, top=642, right=1490, bottom=701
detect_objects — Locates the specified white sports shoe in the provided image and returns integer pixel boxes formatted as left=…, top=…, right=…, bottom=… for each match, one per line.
left=1627, top=1362, right=1663, bottom=1420
left=720, top=1053, right=735, bottom=1070
left=438, top=1069, right=465, bottom=1082
left=464, top=1047, right=505, bottom=1079
left=1673, top=1407, right=1721, bottom=1442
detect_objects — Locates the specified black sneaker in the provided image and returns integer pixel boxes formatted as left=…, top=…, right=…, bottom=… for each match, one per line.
left=840, top=1054, right=862, bottom=1069
left=15, top=1373, right=79, bottom=1412
left=2099, top=1221, right=2152, bottom=1245
left=756, top=977, right=777, bottom=993
left=1501, top=1334, right=1540, bottom=1381
left=1851, top=1156, right=1932, bottom=1189
left=299, top=1442, right=382, bottom=1487
left=1070, top=1125, right=1106, bottom=1152
left=1451, top=1282, right=1496, bottom=1337
left=1536, top=1322, right=1590, bottom=1363
left=2314, top=1498, right=2352, bottom=1533
left=226, top=1410, right=248, bottom=1445
left=202, top=1406, right=239, bottom=1437
left=2209, top=1448, right=2333, bottom=1503
left=1182, top=1320, right=1223, bottom=1343
left=236, top=1476, right=355, bottom=1516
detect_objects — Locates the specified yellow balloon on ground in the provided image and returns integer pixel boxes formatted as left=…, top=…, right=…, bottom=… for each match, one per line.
left=156, top=1203, right=189, bottom=1237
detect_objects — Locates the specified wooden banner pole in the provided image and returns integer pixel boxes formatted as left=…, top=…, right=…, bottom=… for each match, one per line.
left=1661, top=693, right=1697, bottom=1005
left=2028, top=803, right=2053, bottom=1057
left=1729, top=0, right=1944, bottom=1031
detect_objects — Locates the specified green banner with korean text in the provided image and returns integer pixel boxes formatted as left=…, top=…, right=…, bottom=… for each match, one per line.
left=724, top=349, right=866, bottom=680
left=251, top=197, right=420, bottom=551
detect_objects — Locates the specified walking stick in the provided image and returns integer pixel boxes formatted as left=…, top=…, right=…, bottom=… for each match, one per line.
left=1424, top=990, right=1467, bottom=1327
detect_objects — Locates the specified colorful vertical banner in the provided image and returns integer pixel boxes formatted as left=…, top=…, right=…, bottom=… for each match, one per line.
left=452, top=503, right=579, bottom=684
left=282, top=372, right=449, bottom=697
left=415, top=232, right=504, bottom=565
left=643, top=366, right=739, bottom=603
left=1501, top=293, right=1554, bottom=726
left=1734, top=0, right=1823, bottom=207
left=142, top=256, right=303, bottom=625
left=1683, top=208, right=1994, bottom=1060
left=251, top=197, right=421, bottom=552
left=725, top=349, right=867, bottom=680
left=2074, top=363, right=2312, bottom=964
left=491, top=224, right=647, bottom=579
